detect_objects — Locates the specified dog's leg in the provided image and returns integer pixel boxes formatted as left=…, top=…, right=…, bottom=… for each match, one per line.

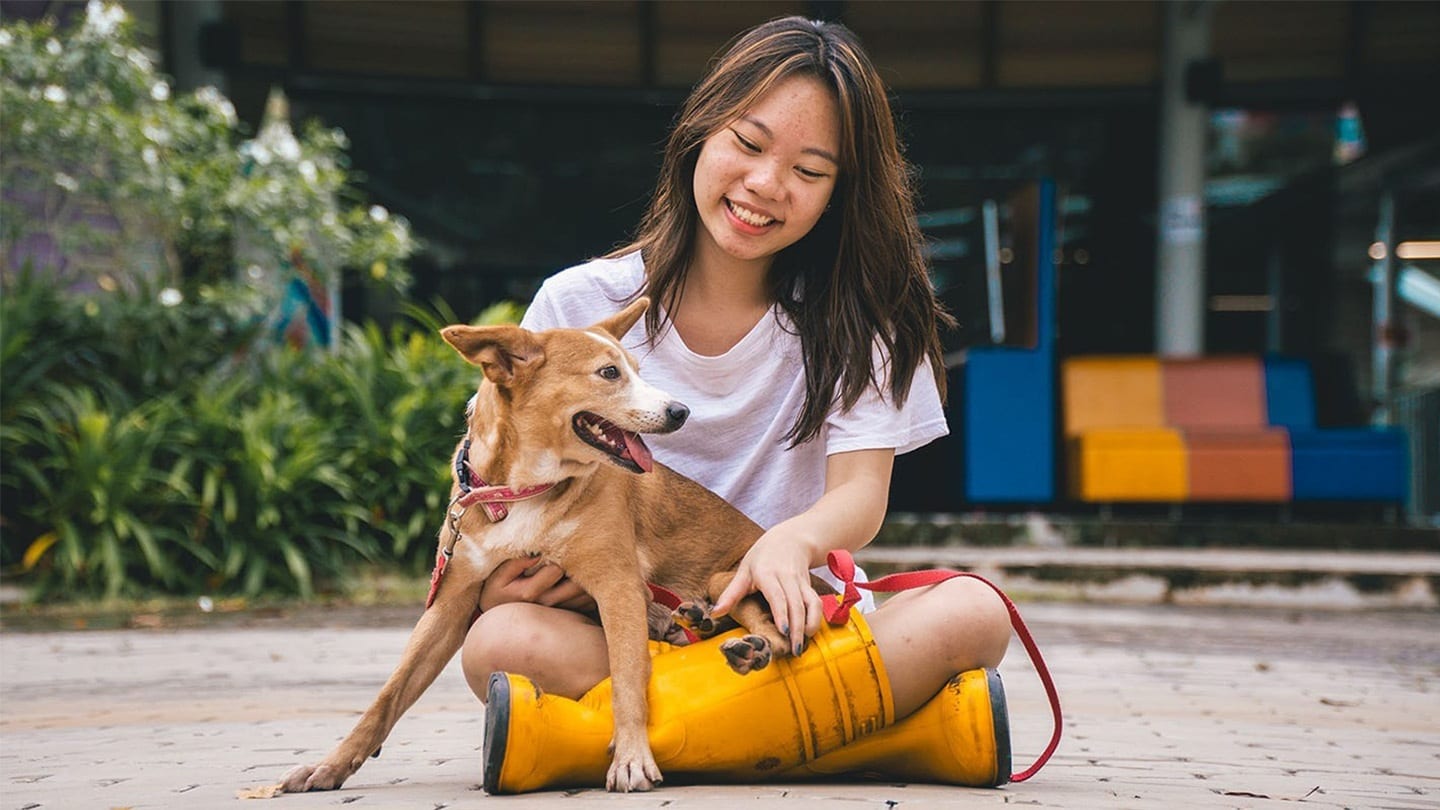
left=701, top=571, right=792, bottom=675
left=586, top=577, right=663, bottom=792
left=280, top=575, right=479, bottom=792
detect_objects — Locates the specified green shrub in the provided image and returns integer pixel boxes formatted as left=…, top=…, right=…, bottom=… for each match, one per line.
left=2, top=388, right=203, bottom=598
left=0, top=272, right=519, bottom=601
left=0, top=3, right=471, bottom=602
left=0, top=268, right=263, bottom=417
left=303, top=322, right=468, bottom=565
left=188, top=385, right=376, bottom=598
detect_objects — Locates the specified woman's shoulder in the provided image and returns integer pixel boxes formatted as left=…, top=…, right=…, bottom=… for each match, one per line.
left=525, top=251, right=645, bottom=330
left=537, top=251, right=645, bottom=304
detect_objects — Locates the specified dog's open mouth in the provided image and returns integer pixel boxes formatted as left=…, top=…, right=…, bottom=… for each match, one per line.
left=573, top=412, right=654, bottom=474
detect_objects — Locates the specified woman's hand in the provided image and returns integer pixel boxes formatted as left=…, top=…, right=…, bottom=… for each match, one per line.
left=478, top=557, right=596, bottom=614
left=711, top=448, right=895, bottom=658
left=712, top=527, right=824, bottom=657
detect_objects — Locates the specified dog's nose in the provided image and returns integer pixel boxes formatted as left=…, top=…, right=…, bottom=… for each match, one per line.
left=666, top=402, right=690, bottom=428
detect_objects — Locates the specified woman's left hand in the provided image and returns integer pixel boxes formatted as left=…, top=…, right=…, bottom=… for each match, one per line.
left=713, top=527, right=824, bottom=657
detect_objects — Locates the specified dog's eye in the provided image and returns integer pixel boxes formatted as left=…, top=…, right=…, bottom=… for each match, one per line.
left=598, top=365, right=621, bottom=381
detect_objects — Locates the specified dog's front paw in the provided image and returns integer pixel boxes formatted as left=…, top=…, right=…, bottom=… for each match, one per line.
left=280, top=761, right=349, bottom=793
left=671, top=601, right=718, bottom=638
left=719, top=634, right=772, bottom=675
left=606, top=747, right=663, bottom=792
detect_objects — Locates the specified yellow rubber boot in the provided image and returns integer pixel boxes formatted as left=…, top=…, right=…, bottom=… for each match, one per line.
left=781, top=668, right=1011, bottom=786
left=483, top=615, right=895, bottom=794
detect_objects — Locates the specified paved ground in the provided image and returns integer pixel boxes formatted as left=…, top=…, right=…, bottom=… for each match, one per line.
left=2, top=600, right=1437, bottom=809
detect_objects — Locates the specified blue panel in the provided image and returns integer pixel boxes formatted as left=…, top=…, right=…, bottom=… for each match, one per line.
left=1289, top=428, right=1409, bottom=501
left=1263, top=356, right=1317, bottom=429
left=962, top=179, right=1059, bottom=504
left=964, top=348, right=1055, bottom=502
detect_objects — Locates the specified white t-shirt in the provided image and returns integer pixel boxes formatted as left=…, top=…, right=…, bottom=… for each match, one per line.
left=521, top=251, right=950, bottom=609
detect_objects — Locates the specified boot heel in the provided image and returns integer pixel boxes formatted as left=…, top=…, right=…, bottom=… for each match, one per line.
left=482, top=672, right=511, bottom=795
left=989, top=669, right=1012, bottom=785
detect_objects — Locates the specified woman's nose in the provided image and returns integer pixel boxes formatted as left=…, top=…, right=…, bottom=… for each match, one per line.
left=744, top=159, right=784, bottom=200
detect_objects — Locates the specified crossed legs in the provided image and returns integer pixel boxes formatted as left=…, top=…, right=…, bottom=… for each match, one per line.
left=461, top=576, right=1011, bottom=721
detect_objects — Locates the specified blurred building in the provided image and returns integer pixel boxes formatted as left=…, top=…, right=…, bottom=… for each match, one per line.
left=36, top=0, right=1437, bottom=513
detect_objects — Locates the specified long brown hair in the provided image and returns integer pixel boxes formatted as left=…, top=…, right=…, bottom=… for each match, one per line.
left=611, top=15, right=953, bottom=446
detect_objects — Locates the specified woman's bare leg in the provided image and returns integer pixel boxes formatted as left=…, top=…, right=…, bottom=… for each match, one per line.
left=462, top=576, right=1011, bottom=721
left=865, top=577, right=1013, bottom=719
left=462, top=602, right=610, bottom=702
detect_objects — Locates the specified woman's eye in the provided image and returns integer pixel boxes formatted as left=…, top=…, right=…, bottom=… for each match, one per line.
left=797, top=167, right=828, bottom=179
left=732, top=130, right=760, bottom=152
left=598, top=365, right=621, bottom=380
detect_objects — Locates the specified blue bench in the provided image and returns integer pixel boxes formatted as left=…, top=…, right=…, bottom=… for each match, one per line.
left=1263, top=357, right=1408, bottom=502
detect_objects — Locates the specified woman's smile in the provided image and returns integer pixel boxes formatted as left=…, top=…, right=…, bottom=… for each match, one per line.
left=724, top=198, right=779, bottom=230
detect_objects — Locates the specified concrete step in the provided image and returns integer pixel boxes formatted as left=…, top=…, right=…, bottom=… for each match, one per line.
left=876, top=511, right=1439, bottom=551
left=854, top=542, right=1440, bottom=610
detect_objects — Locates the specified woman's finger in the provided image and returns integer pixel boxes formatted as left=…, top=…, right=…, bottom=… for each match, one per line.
left=783, top=579, right=809, bottom=656
left=539, top=576, right=587, bottom=607
left=800, top=579, right=824, bottom=639
left=554, top=589, right=598, bottom=613
left=491, top=557, right=531, bottom=584
left=758, top=576, right=796, bottom=645
left=713, top=568, right=753, bottom=616
left=517, top=562, right=566, bottom=599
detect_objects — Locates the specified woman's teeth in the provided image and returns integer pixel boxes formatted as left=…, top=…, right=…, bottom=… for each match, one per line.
left=727, top=200, right=775, bottom=227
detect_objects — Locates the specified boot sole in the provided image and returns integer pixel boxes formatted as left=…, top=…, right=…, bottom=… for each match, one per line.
left=482, top=672, right=511, bottom=794
left=989, top=669, right=1013, bottom=786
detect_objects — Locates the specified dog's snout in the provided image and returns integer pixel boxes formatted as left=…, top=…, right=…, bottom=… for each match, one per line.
left=666, top=402, right=690, bottom=429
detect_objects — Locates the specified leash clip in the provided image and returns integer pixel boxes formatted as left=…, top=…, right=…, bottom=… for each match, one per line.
left=445, top=493, right=468, bottom=547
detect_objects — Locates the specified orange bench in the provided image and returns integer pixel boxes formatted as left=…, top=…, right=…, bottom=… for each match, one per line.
left=1062, top=356, right=1291, bottom=502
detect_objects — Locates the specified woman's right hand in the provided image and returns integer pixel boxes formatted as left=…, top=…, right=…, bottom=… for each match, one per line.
left=478, top=557, right=596, bottom=614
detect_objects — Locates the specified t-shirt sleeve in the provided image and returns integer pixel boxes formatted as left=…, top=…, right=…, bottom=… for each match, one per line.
left=824, top=357, right=950, bottom=457
left=519, top=254, right=645, bottom=333
left=519, top=278, right=564, bottom=331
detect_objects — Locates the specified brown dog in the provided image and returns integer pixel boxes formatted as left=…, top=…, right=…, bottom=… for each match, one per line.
left=280, top=298, right=792, bottom=794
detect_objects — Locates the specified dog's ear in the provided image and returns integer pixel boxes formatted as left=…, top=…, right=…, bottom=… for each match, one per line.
left=440, top=324, right=544, bottom=386
left=592, top=297, right=649, bottom=340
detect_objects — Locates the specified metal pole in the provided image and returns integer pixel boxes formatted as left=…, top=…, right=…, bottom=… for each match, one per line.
left=1155, top=1, right=1213, bottom=357
left=1370, top=190, right=1397, bottom=425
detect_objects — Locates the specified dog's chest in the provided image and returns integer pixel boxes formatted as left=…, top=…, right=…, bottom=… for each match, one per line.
left=459, top=502, right=572, bottom=570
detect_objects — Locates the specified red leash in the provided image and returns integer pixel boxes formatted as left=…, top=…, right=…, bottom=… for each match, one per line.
left=822, top=550, right=1062, bottom=783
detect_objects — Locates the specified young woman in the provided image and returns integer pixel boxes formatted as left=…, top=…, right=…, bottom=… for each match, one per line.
left=462, top=16, right=1013, bottom=788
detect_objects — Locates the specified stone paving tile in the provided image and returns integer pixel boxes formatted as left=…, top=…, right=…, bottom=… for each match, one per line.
left=2, top=603, right=1436, bottom=809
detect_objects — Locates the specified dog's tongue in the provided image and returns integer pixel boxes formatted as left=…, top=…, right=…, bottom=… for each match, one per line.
left=622, top=431, right=654, bottom=473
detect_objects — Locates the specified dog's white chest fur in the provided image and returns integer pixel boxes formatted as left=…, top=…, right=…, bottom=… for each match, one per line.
left=459, top=502, right=571, bottom=575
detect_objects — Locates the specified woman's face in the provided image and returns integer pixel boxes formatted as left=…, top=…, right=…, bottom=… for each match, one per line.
left=691, top=74, right=840, bottom=274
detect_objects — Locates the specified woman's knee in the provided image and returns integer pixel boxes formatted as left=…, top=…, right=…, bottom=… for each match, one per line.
left=941, top=577, right=1011, bottom=669
left=460, top=602, right=608, bottom=702
left=462, top=603, right=517, bottom=667
left=876, top=577, right=1011, bottom=671
left=461, top=603, right=555, bottom=700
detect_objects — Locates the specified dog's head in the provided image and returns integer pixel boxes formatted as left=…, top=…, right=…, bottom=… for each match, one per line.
left=440, top=298, right=686, bottom=475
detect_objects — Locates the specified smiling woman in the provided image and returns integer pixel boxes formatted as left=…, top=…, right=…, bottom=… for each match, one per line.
left=465, top=15, right=1017, bottom=794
